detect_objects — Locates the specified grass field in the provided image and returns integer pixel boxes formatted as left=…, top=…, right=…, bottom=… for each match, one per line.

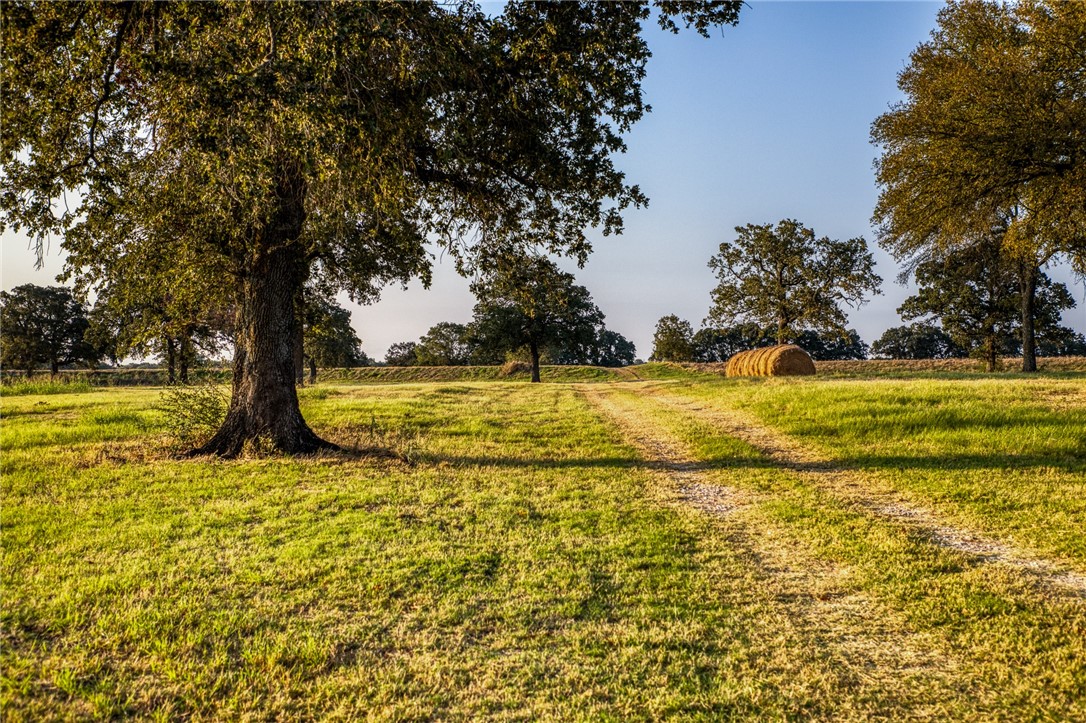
left=2, top=365, right=1085, bottom=719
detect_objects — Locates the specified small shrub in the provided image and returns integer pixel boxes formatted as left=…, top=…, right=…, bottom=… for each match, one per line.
left=159, top=382, right=228, bottom=447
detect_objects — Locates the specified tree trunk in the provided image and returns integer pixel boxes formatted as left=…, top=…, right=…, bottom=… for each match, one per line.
left=777, top=317, right=786, bottom=346
left=178, top=335, right=192, bottom=384
left=308, top=356, right=317, bottom=385
left=165, top=336, right=177, bottom=384
left=191, top=163, right=333, bottom=457
left=25, top=366, right=33, bottom=379
left=50, top=359, right=59, bottom=377
left=1019, top=262, right=1038, bottom=373
left=984, top=329, right=997, bottom=372
left=529, top=340, right=541, bottom=383
left=293, top=315, right=305, bottom=388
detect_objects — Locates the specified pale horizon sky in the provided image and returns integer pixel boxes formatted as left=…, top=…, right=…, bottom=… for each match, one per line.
left=3, top=1, right=1084, bottom=361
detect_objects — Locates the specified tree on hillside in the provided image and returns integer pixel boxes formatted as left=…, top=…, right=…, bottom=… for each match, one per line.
left=299, top=296, right=367, bottom=384
left=870, top=323, right=965, bottom=360
left=415, top=323, right=472, bottom=367
left=586, top=329, right=638, bottom=367
left=898, top=240, right=1078, bottom=371
left=385, top=342, right=419, bottom=368
left=0, top=285, right=101, bottom=376
left=650, top=315, right=696, bottom=362
left=707, top=220, right=882, bottom=345
left=470, top=255, right=605, bottom=382
left=871, top=0, right=1086, bottom=371
left=2, top=1, right=741, bottom=456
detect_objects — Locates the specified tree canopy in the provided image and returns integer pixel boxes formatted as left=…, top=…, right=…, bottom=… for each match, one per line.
left=384, top=342, right=419, bottom=368
left=469, top=254, right=605, bottom=382
left=415, top=322, right=472, bottom=367
left=707, top=219, right=882, bottom=345
left=872, top=0, right=1086, bottom=272
left=898, top=240, right=1078, bottom=371
left=870, top=323, right=965, bottom=361
left=650, top=315, right=695, bottom=362
left=2, top=1, right=741, bottom=455
left=0, top=284, right=101, bottom=376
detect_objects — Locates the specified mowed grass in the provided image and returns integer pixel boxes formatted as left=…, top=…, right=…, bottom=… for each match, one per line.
left=0, top=383, right=862, bottom=719
left=659, top=374, right=1086, bottom=564
left=2, top=373, right=1085, bottom=719
left=605, top=382, right=1086, bottom=718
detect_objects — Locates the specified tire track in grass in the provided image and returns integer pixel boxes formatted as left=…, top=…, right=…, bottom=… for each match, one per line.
left=580, top=386, right=973, bottom=715
left=646, top=387, right=1086, bottom=598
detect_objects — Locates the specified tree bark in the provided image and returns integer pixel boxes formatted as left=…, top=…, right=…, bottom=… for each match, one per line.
left=165, top=336, right=177, bottom=384
left=1019, top=261, right=1038, bottom=373
left=308, top=356, right=317, bottom=385
left=529, top=340, right=541, bottom=383
left=293, top=313, right=305, bottom=388
left=178, top=335, right=192, bottom=384
left=50, top=359, right=59, bottom=377
left=191, top=164, right=336, bottom=457
left=984, top=328, right=997, bottom=372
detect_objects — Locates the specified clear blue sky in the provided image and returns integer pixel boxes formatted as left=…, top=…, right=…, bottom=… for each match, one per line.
left=3, top=1, right=1083, bottom=360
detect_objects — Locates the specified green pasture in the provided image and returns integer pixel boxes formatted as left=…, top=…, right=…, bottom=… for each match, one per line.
left=2, top=368, right=1084, bottom=719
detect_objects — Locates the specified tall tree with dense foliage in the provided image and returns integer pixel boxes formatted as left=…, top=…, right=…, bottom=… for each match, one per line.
left=707, top=219, right=882, bottom=345
left=1, top=1, right=741, bottom=455
left=871, top=0, right=1086, bottom=371
left=650, top=315, right=696, bottom=362
left=470, top=255, right=605, bottom=382
left=415, top=323, right=472, bottom=367
left=898, top=241, right=1079, bottom=371
left=0, top=285, right=101, bottom=376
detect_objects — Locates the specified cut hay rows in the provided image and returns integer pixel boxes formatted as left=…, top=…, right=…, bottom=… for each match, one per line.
left=724, top=344, right=816, bottom=377
left=647, top=389, right=1086, bottom=597
left=580, top=386, right=969, bottom=704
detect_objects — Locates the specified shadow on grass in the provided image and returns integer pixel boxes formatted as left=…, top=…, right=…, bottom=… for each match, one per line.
left=426, top=446, right=1084, bottom=476
left=421, top=453, right=774, bottom=472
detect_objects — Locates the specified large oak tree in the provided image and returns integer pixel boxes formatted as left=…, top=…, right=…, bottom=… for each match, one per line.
left=469, top=254, right=604, bottom=383
left=707, top=219, right=881, bottom=345
left=0, top=284, right=101, bottom=376
left=871, top=0, right=1086, bottom=372
left=2, top=1, right=741, bottom=455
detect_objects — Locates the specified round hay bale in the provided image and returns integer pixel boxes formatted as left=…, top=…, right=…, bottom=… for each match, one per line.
left=725, top=345, right=815, bottom=377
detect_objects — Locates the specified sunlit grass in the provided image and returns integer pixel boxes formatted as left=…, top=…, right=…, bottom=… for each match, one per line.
left=0, top=383, right=842, bottom=719
left=3, top=375, right=1085, bottom=719
left=660, top=375, right=1086, bottom=564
